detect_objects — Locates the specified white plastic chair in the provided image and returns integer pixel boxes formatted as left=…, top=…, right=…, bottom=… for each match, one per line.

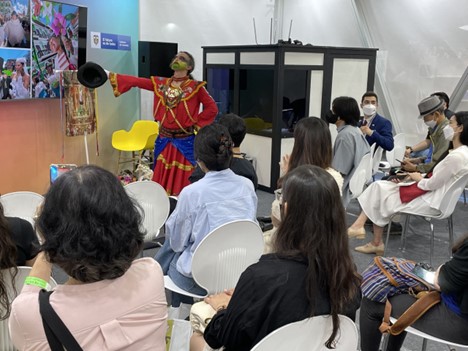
left=386, top=133, right=406, bottom=168
left=372, top=146, right=384, bottom=177
left=0, top=266, right=57, bottom=351
left=384, top=172, right=468, bottom=265
left=124, top=181, right=170, bottom=244
left=0, top=191, right=44, bottom=227
left=349, top=153, right=373, bottom=199
left=164, top=220, right=264, bottom=299
left=381, top=317, right=468, bottom=350
left=250, top=315, right=358, bottom=351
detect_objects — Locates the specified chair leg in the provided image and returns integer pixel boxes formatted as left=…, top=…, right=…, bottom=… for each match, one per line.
left=400, top=214, right=410, bottom=252
left=117, top=150, right=122, bottom=174
left=429, top=220, right=435, bottom=267
left=380, top=333, right=389, bottom=350
left=421, top=337, right=428, bottom=351
left=448, top=215, right=454, bottom=258
left=384, top=215, right=394, bottom=256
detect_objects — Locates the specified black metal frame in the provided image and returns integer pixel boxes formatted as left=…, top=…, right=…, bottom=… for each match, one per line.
left=203, top=44, right=377, bottom=192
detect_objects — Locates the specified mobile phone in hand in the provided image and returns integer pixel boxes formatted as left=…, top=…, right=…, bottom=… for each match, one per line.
left=412, top=265, right=436, bottom=285
left=395, top=158, right=404, bottom=163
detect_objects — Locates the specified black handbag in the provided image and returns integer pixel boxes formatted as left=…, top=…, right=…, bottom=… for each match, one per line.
left=39, top=289, right=83, bottom=351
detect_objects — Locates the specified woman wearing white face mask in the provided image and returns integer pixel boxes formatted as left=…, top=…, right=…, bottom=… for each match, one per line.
left=348, top=111, right=468, bottom=255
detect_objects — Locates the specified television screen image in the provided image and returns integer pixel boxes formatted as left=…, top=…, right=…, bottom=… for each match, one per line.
left=31, top=0, right=81, bottom=98
left=0, top=48, right=31, bottom=99
left=0, top=0, right=31, bottom=48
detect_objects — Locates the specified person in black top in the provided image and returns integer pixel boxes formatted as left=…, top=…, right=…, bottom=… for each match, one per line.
left=190, top=165, right=361, bottom=351
left=189, top=113, right=258, bottom=189
left=360, top=234, right=468, bottom=351
left=0, top=202, right=39, bottom=320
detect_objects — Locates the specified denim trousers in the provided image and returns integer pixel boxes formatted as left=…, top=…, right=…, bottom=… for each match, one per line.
left=154, top=239, right=206, bottom=307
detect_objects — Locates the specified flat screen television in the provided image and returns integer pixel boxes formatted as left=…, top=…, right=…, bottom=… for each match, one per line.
left=0, top=0, right=87, bottom=100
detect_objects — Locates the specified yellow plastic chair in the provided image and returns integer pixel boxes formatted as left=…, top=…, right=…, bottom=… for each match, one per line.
left=112, top=120, right=159, bottom=172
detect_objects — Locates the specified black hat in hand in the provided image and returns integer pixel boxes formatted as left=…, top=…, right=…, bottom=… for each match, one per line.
left=77, top=61, right=108, bottom=89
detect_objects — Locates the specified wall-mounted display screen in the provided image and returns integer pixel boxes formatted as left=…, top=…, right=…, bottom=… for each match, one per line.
left=0, top=0, right=87, bottom=100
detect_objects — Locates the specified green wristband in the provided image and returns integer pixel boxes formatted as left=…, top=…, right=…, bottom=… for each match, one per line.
left=24, top=276, right=48, bottom=289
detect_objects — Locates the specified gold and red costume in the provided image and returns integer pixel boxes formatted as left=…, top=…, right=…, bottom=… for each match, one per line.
left=109, top=73, right=218, bottom=195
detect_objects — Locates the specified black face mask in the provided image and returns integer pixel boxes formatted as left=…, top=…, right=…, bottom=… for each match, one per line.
left=325, top=110, right=338, bottom=124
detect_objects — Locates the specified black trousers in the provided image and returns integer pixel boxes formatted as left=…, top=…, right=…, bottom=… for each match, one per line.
left=360, top=295, right=468, bottom=351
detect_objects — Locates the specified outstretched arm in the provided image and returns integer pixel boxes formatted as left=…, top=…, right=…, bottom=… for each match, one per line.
left=109, top=72, right=154, bottom=97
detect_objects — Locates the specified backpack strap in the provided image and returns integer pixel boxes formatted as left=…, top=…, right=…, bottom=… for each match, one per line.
left=379, top=291, right=441, bottom=335
left=39, top=289, right=83, bottom=351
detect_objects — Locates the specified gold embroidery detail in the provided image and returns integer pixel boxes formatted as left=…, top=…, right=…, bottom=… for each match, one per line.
left=157, top=154, right=194, bottom=171
left=109, top=72, right=121, bottom=97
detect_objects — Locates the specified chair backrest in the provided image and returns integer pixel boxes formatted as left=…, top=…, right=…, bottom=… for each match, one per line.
left=386, top=133, right=406, bottom=167
left=112, top=120, right=159, bottom=151
left=124, top=181, right=170, bottom=241
left=192, top=220, right=264, bottom=294
left=372, top=146, right=384, bottom=176
left=0, top=191, right=44, bottom=226
left=436, top=171, right=468, bottom=217
left=349, top=153, right=372, bottom=198
left=0, top=267, right=57, bottom=351
left=132, top=120, right=159, bottom=150
left=250, top=315, right=358, bottom=351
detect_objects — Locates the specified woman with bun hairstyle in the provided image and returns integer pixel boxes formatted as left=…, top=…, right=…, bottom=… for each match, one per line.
left=155, top=123, right=257, bottom=304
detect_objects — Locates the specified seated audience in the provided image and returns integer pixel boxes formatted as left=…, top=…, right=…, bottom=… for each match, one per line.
left=0, top=202, right=39, bottom=320
left=349, top=111, right=468, bottom=254
left=190, top=113, right=258, bottom=189
left=360, top=233, right=468, bottom=350
left=402, top=96, right=450, bottom=173
left=9, top=165, right=167, bottom=350
left=327, top=96, right=370, bottom=207
left=266, top=117, right=343, bottom=252
left=359, top=91, right=394, bottom=152
left=191, top=165, right=361, bottom=351
left=155, top=124, right=257, bottom=303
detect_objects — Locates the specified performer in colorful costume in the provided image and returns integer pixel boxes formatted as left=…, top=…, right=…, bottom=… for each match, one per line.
left=109, top=51, right=218, bottom=195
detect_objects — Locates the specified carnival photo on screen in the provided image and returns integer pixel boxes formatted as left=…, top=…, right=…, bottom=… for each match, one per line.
left=31, top=0, right=80, bottom=97
left=0, top=0, right=31, bottom=99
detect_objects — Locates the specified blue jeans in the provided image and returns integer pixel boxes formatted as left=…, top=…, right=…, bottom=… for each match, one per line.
left=154, top=239, right=206, bottom=306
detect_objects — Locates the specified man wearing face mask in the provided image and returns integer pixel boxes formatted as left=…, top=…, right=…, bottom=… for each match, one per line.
left=402, top=96, right=450, bottom=173
left=359, top=91, right=394, bottom=152
left=107, top=51, right=218, bottom=195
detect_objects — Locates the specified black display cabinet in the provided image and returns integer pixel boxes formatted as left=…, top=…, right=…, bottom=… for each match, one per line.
left=203, top=44, right=377, bottom=192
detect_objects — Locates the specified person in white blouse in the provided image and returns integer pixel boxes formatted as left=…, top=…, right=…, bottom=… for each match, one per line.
left=348, top=111, right=468, bottom=255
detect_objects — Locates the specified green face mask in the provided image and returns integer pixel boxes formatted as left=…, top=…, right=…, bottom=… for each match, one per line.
left=171, top=61, right=188, bottom=71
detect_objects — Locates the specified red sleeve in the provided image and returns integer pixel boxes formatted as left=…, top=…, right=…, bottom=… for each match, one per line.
left=109, top=72, right=154, bottom=97
left=195, top=86, right=218, bottom=128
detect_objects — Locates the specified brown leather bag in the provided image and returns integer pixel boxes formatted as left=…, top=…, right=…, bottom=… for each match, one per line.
left=379, top=290, right=441, bottom=335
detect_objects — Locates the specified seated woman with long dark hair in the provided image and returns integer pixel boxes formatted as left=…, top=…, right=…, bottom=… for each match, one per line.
left=360, top=233, right=468, bottom=350
left=191, top=165, right=361, bottom=351
left=264, top=116, right=343, bottom=252
left=0, top=202, right=39, bottom=320
left=9, top=165, right=167, bottom=350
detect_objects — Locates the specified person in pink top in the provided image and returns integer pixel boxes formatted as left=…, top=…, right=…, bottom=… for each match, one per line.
left=9, top=165, right=168, bottom=351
